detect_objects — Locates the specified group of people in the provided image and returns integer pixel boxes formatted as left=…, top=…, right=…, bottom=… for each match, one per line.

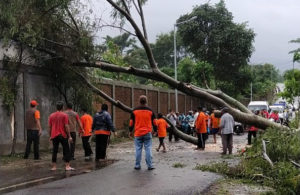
left=163, top=106, right=235, bottom=154
left=24, top=95, right=235, bottom=171
left=24, top=100, right=115, bottom=171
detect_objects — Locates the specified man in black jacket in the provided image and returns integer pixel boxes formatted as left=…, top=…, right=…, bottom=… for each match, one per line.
left=92, top=104, right=116, bottom=161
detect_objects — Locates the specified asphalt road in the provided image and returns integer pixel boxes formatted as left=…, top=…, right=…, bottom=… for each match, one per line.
left=5, top=134, right=248, bottom=195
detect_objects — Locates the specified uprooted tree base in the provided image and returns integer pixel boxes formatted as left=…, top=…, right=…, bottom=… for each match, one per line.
left=195, top=127, right=300, bottom=195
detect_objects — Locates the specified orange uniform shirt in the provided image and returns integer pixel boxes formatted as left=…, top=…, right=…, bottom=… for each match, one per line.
left=210, top=113, right=220, bottom=129
left=80, top=114, right=93, bottom=137
left=129, top=106, right=157, bottom=137
left=156, top=118, right=168, bottom=137
left=35, top=110, right=40, bottom=119
left=195, top=112, right=207, bottom=134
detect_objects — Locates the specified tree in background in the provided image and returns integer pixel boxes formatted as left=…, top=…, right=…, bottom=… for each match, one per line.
left=177, top=0, right=255, bottom=96
left=279, top=69, right=300, bottom=108
left=251, top=63, right=281, bottom=102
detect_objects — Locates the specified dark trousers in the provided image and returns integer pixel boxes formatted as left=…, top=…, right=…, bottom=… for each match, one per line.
left=197, top=133, right=207, bottom=149
left=69, top=132, right=76, bottom=158
left=248, top=131, right=257, bottom=145
left=82, top=136, right=93, bottom=157
left=96, top=134, right=110, bottom=160
left=221, top=133, right=233, bottom=154
left=168, top=128, right=179, bottom=141
left=24, top=130, right=40, bottom=159
left=52, top=135, right=70, bottom=163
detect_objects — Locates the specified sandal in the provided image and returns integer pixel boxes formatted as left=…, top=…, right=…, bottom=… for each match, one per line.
left=65, top=166, right=75, bottom=171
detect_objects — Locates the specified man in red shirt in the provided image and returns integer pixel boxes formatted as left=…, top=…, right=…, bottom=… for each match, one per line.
left=48, top=101, right=74, bottom=171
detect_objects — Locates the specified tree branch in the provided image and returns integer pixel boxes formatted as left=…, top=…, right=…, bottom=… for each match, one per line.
left=121, top=0, right=131, bottom=16
left=72, top=69, right=132, bottom=113
left=262, top=140, right=274, bottom=167
left=99, top=24, right=136, bottom=36
left=137, top=0, right=148, bottom=40
left=73, top=60, right=286, bottom=130
left=106, top=0, right=157, bottom=69
left=66, top=8, right=80, bottom=35
left=40, top=37, right=73, bottom=49
left=192, top=85, right=252, bottom=114
left=71, top=66, right=199, bottom=145
left=132, top=0, right=141, bottom=15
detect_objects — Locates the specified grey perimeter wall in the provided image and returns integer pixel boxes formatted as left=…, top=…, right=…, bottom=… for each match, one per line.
left=0, top=63, right=202, bottom=155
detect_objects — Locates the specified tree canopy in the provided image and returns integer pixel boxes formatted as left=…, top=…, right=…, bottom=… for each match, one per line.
left=177, top=1, right=255, bottom=96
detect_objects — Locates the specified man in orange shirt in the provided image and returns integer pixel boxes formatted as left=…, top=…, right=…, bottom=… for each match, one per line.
left=210, top=109, right=220, bottom=144
left=129, top=95, right=157, bottom=170
left=80, top=108, right=93, bottom=160
left=195, top=107, right=207, bottom=150
left=92, top=104, right=115, bottom=161
left=24, top=100, right=42, bottom=160
left=155, top=113, right=169, bottom=153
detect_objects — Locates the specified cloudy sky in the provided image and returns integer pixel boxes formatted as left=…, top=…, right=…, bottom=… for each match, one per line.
left=92, top=0, right=300, bottom=72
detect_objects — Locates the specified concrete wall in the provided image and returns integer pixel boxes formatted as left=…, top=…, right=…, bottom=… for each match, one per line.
left=0, top=63, right=203, bottom=155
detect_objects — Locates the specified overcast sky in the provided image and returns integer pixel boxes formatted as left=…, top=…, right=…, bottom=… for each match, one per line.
left=91, top=0, right=300, bottom=72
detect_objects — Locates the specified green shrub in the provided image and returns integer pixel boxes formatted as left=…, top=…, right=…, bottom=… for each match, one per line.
left=195, top=127, right=300, bottom=194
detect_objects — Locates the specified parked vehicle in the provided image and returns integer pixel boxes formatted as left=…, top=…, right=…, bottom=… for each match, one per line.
left=248, top=101, right=269, bottom=112
left=234, top=122, right=244, bottom=135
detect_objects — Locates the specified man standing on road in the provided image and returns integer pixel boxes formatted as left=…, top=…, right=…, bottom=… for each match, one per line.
left=92, top=104, right=115, bottom=161
left=129, top=95, right=157, bottom=170
left=49, top=101, right=74, bottom=171
left=195, top=107, right=207, bottom=150
left=80, top=108, right=93, bottom=160
left=64, top=102, right=83, bottom=160
left=210, top=109, right=220, bottom=144
left=24, top=100, right=42, bottom=160
left=166, top=109, right=179, bottom=142
left=219, top=107, right=235, bottom=155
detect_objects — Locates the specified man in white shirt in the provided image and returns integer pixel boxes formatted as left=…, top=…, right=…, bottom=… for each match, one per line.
left=167, top=109, right=179, bottom=142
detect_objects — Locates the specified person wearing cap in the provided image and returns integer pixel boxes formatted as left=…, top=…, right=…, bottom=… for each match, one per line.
left=64, top=102, right=83, bottom=160
left=24, top=100, right=42, bottom=160
left=219, top=107, right=235, bottom=155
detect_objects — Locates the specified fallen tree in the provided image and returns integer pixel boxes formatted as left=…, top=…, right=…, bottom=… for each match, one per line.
left=0, top=0, right=289, bottom=147
left=71, top=0, right=284, bottom=131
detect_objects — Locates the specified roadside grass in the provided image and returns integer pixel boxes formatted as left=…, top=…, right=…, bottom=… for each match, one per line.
left=172, top=162, right=186, bottom=168
left=195, top=127, right=300, bottom=195
left=0, top=153, right=24, bottom=165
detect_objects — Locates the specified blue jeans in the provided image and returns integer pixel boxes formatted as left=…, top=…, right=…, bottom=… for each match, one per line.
left=134, top=133, right=153, bottom=168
